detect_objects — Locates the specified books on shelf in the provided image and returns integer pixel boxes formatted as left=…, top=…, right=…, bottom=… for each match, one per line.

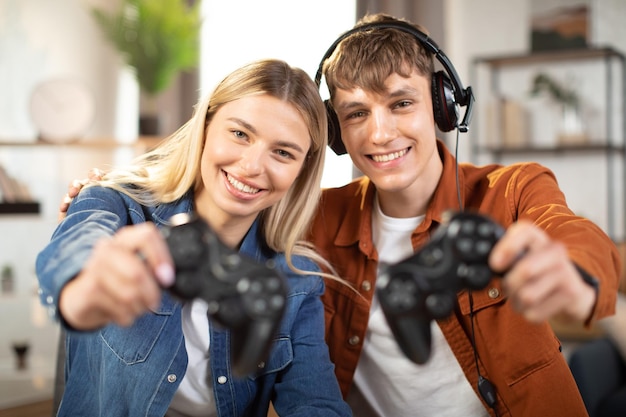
left=0, top=165, right=36, bottom=203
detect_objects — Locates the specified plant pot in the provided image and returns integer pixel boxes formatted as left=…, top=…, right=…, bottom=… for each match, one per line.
left=139, top=114, right=163, bottom=136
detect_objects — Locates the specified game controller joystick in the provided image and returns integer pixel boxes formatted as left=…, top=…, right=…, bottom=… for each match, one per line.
left=161, top=213, right=288, bottom=376
left=376, top=211, right=505, bottom=364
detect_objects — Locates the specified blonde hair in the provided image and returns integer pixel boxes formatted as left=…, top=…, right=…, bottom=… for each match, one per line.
left=95, top=59, right=333, bottom=277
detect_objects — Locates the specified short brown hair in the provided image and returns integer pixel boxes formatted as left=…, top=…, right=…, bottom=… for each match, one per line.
left=322, top=13, right=435, bottom=100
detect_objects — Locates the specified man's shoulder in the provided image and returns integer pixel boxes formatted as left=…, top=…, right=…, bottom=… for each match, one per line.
left=320, top=176, right=371, bottom=205
left=461, top=160, right=553, bottom=183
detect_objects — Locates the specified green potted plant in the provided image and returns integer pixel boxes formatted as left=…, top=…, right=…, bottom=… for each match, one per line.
left=92, top=0, right=201, bottom=135
left=530, top=72, right=586, bottom=144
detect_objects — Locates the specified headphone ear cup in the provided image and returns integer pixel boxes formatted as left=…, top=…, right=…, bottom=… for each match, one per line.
left=325, top=99, right=348, bottom=155
left=431, top=70, right=458, bottom=132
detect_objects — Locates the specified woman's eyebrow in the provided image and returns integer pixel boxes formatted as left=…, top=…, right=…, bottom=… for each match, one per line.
left=228, top=117, right=257, bottom=134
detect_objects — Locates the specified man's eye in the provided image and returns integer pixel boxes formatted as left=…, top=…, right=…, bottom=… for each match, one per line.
left=348, top=111, right=365, bottom=119
left=396, top=100, right=412, bottom=108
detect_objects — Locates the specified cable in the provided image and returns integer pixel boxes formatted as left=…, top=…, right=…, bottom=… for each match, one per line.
left=469, top=291, right=499, bottom=416
left=454, top=128, right=463, bottom=211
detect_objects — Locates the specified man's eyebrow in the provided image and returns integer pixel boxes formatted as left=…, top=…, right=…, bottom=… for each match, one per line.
left=388, top=86, right=421, bottom=99
left=335, top=87, right=423, bottom=112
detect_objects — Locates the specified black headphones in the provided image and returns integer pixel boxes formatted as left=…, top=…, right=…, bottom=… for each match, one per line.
left=315, top=20, right=475, bottom=155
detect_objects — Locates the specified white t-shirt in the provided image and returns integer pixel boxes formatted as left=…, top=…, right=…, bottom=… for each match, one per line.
left=166, top=299, right=217, bottom=417
left=350, top=197, right=489, bottom=417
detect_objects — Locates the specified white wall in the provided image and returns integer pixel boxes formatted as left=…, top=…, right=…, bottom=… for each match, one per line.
left=0, top=0, right=139, bottom=143
left=200, top=0, right=357, bottom=188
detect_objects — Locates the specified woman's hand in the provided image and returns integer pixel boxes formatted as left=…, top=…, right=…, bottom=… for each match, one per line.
left=58, top=223, right=175, bottom=330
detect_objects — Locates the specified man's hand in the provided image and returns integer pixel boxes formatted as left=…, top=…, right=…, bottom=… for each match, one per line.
left=58, top=223, right=175, bottom=330
left=489, top=220, right=597, bottom=324
left=58, top=168, right=103, bottom=221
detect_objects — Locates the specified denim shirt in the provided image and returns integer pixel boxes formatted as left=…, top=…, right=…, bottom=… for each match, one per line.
left=36, top=185, right=351, bottom=417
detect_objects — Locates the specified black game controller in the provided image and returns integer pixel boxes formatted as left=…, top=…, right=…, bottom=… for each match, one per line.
left=376, top=211, right=505, bottom=365
left=161, top=213, right=288, bottom=377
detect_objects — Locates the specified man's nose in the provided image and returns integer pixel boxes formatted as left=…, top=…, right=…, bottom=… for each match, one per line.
left=368, top=110, right=396, bottom=146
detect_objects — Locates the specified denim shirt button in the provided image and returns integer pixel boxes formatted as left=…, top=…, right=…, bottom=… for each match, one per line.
left=46, top=295, right=54, bottom=304
left=217, top=375, right=227, bottom=384
left=167, top=374, right=177, bottom=383
left=257, top=362, right=265, bottom=369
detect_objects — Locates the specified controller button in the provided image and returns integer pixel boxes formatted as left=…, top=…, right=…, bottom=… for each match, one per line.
left=426, top=293, right=454, bottom=318
left=456, top=238, right=474, bottom=255
left=348, top=335, right=360, bottom=346
left=270, top=295, right=285, bottom=310
left=266, top=277, right=282, bottom=291
left=477, top=222, right=495, bottom=237
left=388, top=291, right=416, bottom=309
left=223, top=254, right=242, bottom=270
left=460, top=220, right=476, bottom=234
left=422, top=247, right=444, bottom=265
left=252, top=298, right=268, bottom=313
left=475, top=240, right=493, bottom=256
left=236, top=278, right=250, bottom=293
left=250, top=281, right=264, bottom=294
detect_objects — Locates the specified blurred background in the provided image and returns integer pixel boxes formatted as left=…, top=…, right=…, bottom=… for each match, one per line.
left=1, top=0, right=625, bottom=415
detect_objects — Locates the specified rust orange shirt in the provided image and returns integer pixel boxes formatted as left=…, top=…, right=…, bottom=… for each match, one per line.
left=309, top=140, right=620, bottom=417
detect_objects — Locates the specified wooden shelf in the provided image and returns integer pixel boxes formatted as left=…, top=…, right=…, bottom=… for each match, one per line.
left=475, top=143, right=625, bottom=155
left=0, top=202, right=40, bottom=215
left=474, top=46, right=625, bottom=68
left=0, top=136, right=163, bottom=149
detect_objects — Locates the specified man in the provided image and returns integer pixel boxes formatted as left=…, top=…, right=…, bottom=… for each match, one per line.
left=309, top=13, right=620, bottom=417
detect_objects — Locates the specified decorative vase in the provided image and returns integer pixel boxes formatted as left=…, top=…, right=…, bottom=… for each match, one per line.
left=558, top=105, right=587, bottom=145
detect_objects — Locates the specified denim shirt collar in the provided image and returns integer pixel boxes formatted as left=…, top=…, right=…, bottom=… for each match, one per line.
left=149, top=190, right=272, bottom=263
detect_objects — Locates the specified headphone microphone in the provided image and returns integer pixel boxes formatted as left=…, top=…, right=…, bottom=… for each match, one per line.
left=315, top=20, right=475, bottom=155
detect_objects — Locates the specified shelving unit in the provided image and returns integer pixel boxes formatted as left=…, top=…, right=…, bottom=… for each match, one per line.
left=0, top=202, right=40, bottom=215
left=471, top=47, right=626, bottom=242
left=0, top=137, right=162, bottom=217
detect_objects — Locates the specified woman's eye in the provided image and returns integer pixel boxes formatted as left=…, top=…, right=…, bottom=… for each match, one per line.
left=233, top=130, right=247, bottom=139
left=276, top=149, right=295, bottom=159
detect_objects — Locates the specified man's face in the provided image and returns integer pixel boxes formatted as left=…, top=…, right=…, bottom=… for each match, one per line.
left=332, top=70, right=442, bottom=200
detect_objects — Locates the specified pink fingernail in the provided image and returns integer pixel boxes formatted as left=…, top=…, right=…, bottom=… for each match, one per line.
left=156, top=263, right=175, bottom=287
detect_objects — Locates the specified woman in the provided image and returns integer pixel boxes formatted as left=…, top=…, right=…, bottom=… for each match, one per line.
left=36, top=59, right=351, bottom=417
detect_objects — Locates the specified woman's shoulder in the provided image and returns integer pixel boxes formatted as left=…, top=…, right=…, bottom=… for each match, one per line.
left=270, top=253, right=324, bottom=297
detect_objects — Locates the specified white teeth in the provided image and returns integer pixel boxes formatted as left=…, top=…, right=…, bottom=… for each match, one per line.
left=226, top=174, right=260, bottom=194
left=371, top=148, right=408, bottom=162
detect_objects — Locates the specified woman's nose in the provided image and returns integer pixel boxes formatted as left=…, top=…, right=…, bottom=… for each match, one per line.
left=239, top=144, right=264, bottom=175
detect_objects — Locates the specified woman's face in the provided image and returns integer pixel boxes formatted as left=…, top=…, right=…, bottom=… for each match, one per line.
left=195, top=94, right=311, bottom=235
